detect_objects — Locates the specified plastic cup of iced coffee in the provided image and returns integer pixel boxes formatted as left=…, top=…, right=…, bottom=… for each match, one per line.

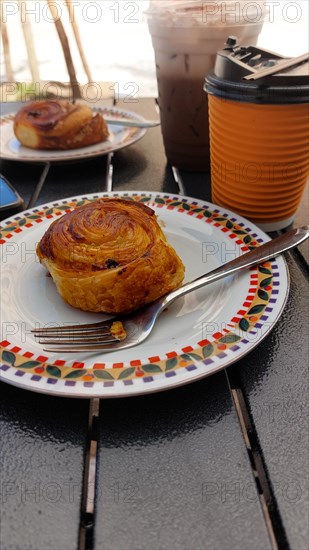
left=145, top=0, right=267, bottom=171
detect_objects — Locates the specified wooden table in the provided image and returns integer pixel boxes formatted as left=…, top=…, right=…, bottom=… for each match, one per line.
left=0, top=99, right=308, bottom=550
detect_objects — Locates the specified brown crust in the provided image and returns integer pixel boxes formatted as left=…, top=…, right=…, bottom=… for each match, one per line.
left=37, top=198, right=185, bottom=313
left=13, top=100, right=109, bottom=150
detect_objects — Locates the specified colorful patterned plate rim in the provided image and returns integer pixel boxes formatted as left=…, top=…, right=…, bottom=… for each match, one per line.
left=0, top=106, right=146, bottom=162
left=0, top=191, right=289, bottom=398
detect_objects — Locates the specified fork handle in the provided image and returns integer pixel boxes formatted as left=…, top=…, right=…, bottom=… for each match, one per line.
left=102, top=115, right=160, bottom=128
left=160, top=226, right=309, bottom=310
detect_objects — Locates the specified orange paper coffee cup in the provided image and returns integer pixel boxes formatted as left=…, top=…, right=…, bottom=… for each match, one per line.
left=209, top=98, right=308, bottom=230
left=205, top=42, right=309, bottom=231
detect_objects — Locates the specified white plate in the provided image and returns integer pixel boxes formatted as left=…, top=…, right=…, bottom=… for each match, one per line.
left=0, top=191, right=289, bottom=398
left=0, top=107, right=146, bottom=162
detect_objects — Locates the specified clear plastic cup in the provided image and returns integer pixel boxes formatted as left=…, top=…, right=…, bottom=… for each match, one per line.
left=146, top=1, right=266, bottom=171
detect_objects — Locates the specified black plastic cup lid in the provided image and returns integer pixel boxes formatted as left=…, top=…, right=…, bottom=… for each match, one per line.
left=205, top=37, right=309, bottom=104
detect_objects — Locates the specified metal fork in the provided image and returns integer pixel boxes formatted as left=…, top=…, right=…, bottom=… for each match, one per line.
left=32, top=226, right=309, bottom=353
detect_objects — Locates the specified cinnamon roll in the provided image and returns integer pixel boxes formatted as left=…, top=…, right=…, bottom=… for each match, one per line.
left=37, top=198, right=185, bottom=313
left=13, top=100, right=109, bottom=150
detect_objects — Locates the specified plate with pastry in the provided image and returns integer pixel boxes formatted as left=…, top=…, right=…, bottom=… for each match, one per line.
left=0, top=191, right=289, bottom=398
left=0, top=100, right=147, bottom=162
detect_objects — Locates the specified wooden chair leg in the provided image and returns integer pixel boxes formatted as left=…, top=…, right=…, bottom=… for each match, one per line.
left=0, top=20, right=14, bottom=82
left=65, top=0, right=93, bottom=84
left=46, top=0, right=81, bottom=100
left=19, top=1, right=40, bottom=83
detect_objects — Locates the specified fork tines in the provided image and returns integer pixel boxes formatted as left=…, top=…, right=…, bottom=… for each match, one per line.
left=31, top=320, right=111, bottom=334
left=31, top=319, right=120, bottom=348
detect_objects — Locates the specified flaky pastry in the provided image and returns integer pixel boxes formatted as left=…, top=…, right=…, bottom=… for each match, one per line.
left=37, top=198, right=185, bottom=313
left=13, top=100, right=109, bottom=150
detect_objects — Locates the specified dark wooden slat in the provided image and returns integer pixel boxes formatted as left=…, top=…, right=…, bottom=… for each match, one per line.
left=0, top=383, right=89, bottom=549
left=94, top=374, right=272, bottom=550
left=177, top=170, right=212, bottom=202
left=34, top=155, right=109, bottom=206
left=230, top=255, right=309, bottom=549
left=112, top=98, right=178, bottom=194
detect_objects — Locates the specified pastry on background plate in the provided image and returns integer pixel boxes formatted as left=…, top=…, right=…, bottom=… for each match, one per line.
left=13, top=99, right=109, bottom=150
left=37, top=198, right=185, bottom=314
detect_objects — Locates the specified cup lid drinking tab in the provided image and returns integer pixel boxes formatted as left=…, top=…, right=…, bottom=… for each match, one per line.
left=205, top=37, right=309, bottom=104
